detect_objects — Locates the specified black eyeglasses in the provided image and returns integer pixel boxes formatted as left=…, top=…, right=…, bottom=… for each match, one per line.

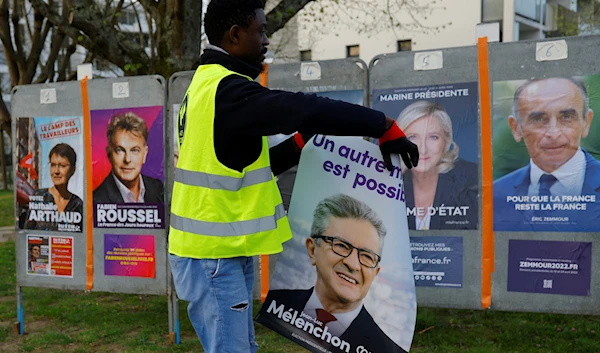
left=311, top=235, right=381, bottom=268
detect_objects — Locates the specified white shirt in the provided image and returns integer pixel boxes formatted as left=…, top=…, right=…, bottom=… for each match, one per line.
left=528, top=148, right=586, bottom=197
left=416, top=212, right=431, bottom=230
left=302, top=288, right=363, bottom=338
left=113, top=173, right=146, bottom=203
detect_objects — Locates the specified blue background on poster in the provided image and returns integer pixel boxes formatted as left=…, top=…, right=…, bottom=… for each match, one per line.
left=372, top=82, right=479, bottom=164
left=507, top=240, right=592, bottom=296
left=410, top=236, right=463, bottom=288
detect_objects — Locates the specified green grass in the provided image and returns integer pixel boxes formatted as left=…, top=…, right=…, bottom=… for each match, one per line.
left=0, top=239, right=598, bottom=352
left=0, top=189, right=14, bottom=227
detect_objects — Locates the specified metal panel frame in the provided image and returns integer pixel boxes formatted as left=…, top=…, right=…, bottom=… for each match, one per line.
left=488, top=35, right=600, bottom=315
left=369, top=46, right=483, bottom=310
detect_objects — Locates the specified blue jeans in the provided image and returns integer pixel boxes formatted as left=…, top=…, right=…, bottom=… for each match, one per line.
left=169, top=254, right=258, bottom=353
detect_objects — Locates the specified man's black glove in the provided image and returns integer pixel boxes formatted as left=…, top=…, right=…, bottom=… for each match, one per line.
left=378, top=121, right=419, bottom=171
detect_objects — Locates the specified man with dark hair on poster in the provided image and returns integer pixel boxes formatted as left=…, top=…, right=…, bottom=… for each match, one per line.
left=93, top=112, right=164, bottom=203
left=256, top=194, right=406, bottom=353
left=494, top=77, right=600, bottom=230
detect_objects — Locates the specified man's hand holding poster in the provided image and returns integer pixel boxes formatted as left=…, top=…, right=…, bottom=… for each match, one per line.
left=255, top=135, right=416, bottom=353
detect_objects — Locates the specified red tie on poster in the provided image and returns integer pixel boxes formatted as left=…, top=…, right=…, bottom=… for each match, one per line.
left=478, top=36, right=494, bottom=309
left=259, top=63, right=270, bottom=303
left=316, top=308, right=338, bottom=326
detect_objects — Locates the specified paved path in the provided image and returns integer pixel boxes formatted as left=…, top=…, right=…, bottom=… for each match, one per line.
left=0, top=226, right=16, bottom=243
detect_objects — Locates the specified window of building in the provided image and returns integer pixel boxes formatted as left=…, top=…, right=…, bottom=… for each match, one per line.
left=300, top=50, right=312, bottom=62
left=397, top=40, right=412, bottom=52
left=346, top=45, right=359, bottom=58
left=118, top=11, right=136, bottom=25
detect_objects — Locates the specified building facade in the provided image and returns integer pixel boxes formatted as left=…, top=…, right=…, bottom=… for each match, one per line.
left=290, top=0, right=581, bottom=65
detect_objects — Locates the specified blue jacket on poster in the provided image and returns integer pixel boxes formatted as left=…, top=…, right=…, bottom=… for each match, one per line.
left=493, top=149, right=600, bottom=232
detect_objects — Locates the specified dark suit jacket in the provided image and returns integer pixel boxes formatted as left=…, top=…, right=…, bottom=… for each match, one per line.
left=404, top=158, right=479, bottom=230
left=93, top=172, right=164, bottom=203
left=255, top=288, right=407, bottom=353
left=493, top=149, right=600, bottom=231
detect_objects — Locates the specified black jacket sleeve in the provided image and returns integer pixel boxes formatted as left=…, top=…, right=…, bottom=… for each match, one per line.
left=269, top=137, right=301, bottom=176
left=216, top=75, right=387, bottom=138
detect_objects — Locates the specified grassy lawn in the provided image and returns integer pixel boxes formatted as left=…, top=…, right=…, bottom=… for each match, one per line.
left=0, top=189, right=14, bottom=227
left=0, top=241, right=598, bottom=352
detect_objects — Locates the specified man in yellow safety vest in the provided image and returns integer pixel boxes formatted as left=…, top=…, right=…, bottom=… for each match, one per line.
left=168, top=0, right=420, bottom=352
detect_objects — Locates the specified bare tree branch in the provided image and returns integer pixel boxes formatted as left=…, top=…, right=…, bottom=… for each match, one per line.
left=109, top=0, right=124, bottom=27
left=56, top=40, right=76, bottom=81
left=24, top=7, right=52, bottom=83
left=0, top=96, right=10, bottom=137
left=12, top=0, right=25, bottom=65
left=0, top=1, right=21, bottom=86
left=34, top=26, right=65, bottom=83
left=266, top=0, right=316, bottom=36
left=29, top=0, right=150, bottom=74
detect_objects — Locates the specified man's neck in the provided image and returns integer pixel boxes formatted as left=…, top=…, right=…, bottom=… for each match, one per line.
left=314, top=283, right=361, bottom=314
left=200, top=46, right=261, bottom=79
left=113, top=173, right=141, bottom=201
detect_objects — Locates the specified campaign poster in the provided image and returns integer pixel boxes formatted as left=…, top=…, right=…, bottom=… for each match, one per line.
left=16, top=116, right=84, bottom=232
left=268, top=89, right=365, bottom=210
left=507, top=240, right=591, bottom=296
left=410, top=236, right=463, bottom=288
left=104, top=234, right=156, bottom=278
left=27, top=234, right=73, bottom=277
left=90, top=106, right=165, bottom=229
left=493, top=75, right=600, bottom=232
left=255, top=135, right=416, bottom=353
left=372, top=82, right=479, bottom=230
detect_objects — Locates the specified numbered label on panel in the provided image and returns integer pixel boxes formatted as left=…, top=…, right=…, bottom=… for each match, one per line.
left=536, top=40, right=568, bottom=62
left=112, top=82, right=130, bottom=98
left=300, top=62, right=322, bottom=81
left=414, top=51, right=443, bottom=71
left=40, top=88, right=57, bottom=104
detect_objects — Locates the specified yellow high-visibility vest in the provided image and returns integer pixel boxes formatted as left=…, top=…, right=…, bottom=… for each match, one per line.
left=169, top=64, right=292, bottom=259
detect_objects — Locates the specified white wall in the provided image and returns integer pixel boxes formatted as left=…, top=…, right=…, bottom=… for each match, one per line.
left=297, top=0, right=481, bottom=64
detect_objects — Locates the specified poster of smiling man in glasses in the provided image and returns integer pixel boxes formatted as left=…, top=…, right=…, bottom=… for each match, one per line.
left=255, top=136, right=416, bottom=353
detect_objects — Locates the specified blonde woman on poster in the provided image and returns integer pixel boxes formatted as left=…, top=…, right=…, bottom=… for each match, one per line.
left=395, top=101, right=478, bottom=230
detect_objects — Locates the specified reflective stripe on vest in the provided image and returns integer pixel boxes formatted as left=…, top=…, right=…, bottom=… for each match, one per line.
left=174, top=166, right=273, bottom=191
left=171, top=203, right=286, bottom=236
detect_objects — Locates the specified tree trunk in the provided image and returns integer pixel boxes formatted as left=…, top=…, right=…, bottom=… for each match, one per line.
left=0, top=129, right=7, bottom=190
left=180, top=0, right=201, bottom=69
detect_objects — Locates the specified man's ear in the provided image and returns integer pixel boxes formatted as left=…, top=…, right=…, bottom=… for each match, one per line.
left=106, top=145, right=111, bottom=157
left=306, top=238, right=317, bottom=266
left=508, top=116, right=522, bottom=143
left=142, top=145, right=149, bottom=164
left=227, top=25, right=241, bottom=44
left=582, top=109, right=594, bottom=139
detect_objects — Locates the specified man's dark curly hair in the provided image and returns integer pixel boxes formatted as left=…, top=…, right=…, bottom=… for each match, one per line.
left=204, top=0, right=265, bottom=46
